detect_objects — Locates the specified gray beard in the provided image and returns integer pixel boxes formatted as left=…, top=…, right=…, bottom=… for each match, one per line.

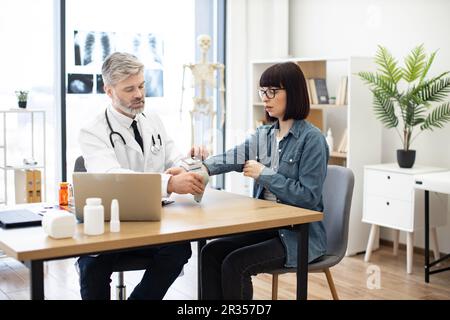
left=114, top=100, right=145, bottom=116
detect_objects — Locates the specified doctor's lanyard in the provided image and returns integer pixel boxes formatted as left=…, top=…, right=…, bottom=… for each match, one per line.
left=105, top=109, right=162, bottom=155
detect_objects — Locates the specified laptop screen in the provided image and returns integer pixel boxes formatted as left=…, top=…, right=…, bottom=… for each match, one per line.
left=72, top=173, right=162, bottom=221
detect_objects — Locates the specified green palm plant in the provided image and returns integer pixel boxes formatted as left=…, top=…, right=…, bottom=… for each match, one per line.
left=358, top=44, right=450, bottom=151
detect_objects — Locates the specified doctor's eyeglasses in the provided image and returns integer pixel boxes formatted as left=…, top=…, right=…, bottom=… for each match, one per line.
left=258, top=87, right=285, bottom=100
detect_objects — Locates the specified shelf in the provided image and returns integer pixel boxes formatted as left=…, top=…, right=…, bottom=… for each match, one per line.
left=310, top=104, right=347, bottom=110
left=252, top=102, right=347, bottom=110
left=330, top=151, right=347, bottom=159
left=0, top=110, right=46, bottom=205
left=251, top=57, right=350, bottom=64
left=0, top=109, right=46, bottom=114
left=0, top=165, right=44, bottom=170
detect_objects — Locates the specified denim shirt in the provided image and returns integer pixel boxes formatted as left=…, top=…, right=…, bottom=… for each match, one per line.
left=203, top=120, right=329, bottom=267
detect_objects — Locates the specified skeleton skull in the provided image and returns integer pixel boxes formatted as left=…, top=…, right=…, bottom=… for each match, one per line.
left=197, top=34, right=211, bottom=53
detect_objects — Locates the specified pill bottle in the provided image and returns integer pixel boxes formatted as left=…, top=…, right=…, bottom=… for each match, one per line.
left=83, top=198, right=104, bottom=235
left=59, top=182, right=70, bottom=207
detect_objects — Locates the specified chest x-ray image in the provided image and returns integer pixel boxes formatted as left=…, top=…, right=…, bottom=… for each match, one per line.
left=72, top=30, right=164, bottom=97
left=117, top=32, right=164, bottom=97
left=144, top=69, right=163, bottom=97
left=140, top=33, right=164, bottom=97
left=74, top=31, right=115, bottom=67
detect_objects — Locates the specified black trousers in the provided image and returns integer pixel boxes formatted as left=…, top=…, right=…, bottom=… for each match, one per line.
left=200, top=230, right=286, bottom=300
left=77, top=243, right=192, bottom=300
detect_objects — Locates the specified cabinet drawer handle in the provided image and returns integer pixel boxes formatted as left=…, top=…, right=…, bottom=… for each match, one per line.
left=386, top=202, right=390, bottom=206
left=387, top=175, right=391, bottom=180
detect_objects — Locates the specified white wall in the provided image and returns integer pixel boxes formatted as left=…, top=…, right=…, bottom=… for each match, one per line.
left=289, top=0, right=450, bottom=253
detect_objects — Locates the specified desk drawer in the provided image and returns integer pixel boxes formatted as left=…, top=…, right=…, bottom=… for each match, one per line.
left=363, top=195, right=413, bottom=231
left=365, top=170, right=413, bottom=201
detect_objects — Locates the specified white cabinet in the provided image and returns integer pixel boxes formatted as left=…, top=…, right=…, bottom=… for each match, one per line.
left=238, top=57, right=381, bottom=255
left=0, top=110, right=46, bottom=205
left=363, top=163, right=448, bottom=273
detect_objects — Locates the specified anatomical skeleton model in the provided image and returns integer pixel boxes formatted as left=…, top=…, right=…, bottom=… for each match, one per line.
left=180, top=35, right=225, bottom=154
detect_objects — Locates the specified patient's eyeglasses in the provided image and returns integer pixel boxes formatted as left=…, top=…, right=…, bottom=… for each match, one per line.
left=258, top=87, right=284, bottom=99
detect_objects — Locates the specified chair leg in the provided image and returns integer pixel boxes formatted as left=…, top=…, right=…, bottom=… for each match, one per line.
left=324, top=268, right=339, bottom=300
left=116, top=271, right=126, bottom=300
left=271, top=274, right=279, bottom=300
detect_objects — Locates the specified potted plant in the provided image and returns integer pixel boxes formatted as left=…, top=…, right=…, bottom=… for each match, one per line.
left=358, top=45, right=450, bottom=168
left=15, top=90, right=29, bottom=109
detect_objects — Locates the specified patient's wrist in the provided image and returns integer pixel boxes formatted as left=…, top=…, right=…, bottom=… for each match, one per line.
left=201, top=164, right=211, bottom=176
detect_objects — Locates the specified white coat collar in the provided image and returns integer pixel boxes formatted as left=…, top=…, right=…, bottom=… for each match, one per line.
left=109, top=105, right=143, bottom=129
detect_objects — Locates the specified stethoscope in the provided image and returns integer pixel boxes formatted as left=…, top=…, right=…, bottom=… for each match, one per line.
left=105, top=109, right=162, bottom=155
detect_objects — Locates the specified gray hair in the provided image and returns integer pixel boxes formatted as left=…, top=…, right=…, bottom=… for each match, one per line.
left=102, top=52, right=144, bottom=86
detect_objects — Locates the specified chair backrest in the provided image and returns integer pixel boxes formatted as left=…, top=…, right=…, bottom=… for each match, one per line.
left=322, top=165, right=354, bottom=258
left=74, top=156, right=87, bottom=173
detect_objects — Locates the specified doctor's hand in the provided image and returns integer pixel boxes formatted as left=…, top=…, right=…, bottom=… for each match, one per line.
left=243, top=160, right=265, bottom=179
left=167, top=172, right=205, bottom=195
left=165, top=167, right=187, bottom=176
left=189, top=145, right=209, bottom=160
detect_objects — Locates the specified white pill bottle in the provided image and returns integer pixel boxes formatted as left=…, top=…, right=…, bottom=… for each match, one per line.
left=83, top=198, right=104, bottom=235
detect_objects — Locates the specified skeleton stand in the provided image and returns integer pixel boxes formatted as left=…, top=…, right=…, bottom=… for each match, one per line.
left=180, top=35, right=225, bottom=154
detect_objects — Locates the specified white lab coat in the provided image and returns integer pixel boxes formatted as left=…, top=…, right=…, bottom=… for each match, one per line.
left=78, top=106, right=184, bottom=197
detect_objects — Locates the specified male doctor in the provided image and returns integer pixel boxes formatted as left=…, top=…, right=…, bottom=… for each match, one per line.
left=77, top=52, right=204, bottom=300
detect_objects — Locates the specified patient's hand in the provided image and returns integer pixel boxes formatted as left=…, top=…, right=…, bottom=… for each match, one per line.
left=165, top=167, right=187, bottom=176
left=189, top=145, right=209, bottom=160
left=167, top=172, right=205, bottom=195
left=243, top=160, right=265, bottom=179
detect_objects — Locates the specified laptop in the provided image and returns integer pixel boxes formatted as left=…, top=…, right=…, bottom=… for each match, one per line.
left=72, top=173, right=162, bottom=222
left=0, top=209, right=42, bottom=229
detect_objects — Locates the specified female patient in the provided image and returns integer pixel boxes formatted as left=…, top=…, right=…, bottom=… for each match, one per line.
left=201, top=62, right=329, bottom=299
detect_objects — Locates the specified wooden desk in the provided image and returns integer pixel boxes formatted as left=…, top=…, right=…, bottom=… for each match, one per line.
left=0, top=189, right=322, bottom=300
left=414, top=171, right=450, bottom=282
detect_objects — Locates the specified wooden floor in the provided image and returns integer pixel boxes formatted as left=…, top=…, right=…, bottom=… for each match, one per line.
left=0, top=244, right=449, bottom=300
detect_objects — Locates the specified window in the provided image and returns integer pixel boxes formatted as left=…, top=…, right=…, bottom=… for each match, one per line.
left=65, top=0, right=196, bottom=178
left=0, top=0, right=57, bottom=204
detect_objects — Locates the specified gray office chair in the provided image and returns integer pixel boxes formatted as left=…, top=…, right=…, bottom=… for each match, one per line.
left=269, top=165, right=355, bottom=300
left=74, top=156, right=151, bottom=300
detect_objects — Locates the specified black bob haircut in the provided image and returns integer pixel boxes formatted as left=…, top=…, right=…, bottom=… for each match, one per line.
left=259, top=62, right=310, bottom=123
